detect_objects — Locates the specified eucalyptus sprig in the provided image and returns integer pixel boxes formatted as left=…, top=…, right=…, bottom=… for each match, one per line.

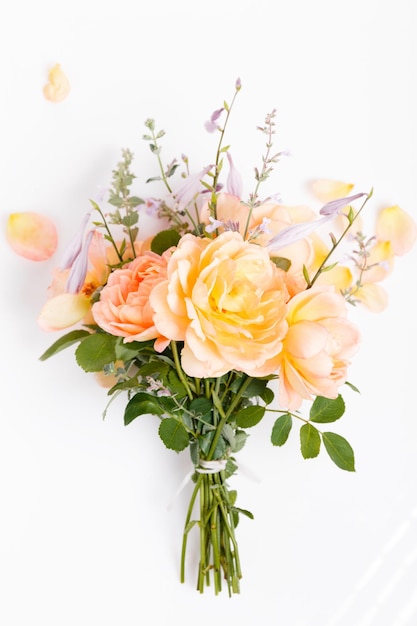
left=143, top=118, right=180, bottom=192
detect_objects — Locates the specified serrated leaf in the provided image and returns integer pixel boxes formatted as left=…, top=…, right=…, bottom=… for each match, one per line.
left=235, top=405, right=265, bottom=428
left=39, top=329, right=90, bottom=361
left=300, top=423, right=321, bottom=459
left=189, top=397, right=213, bottom=421
left=322, top=432, right=355, bottom=471
left=271, top=413, right=292, bottom=446
left=124, top=392, right=164, bottom=425
left=150, top=229, right=181, bottom=255
left=75, top=333, right=117, bottom=372
left=310, top=395, right=345, bottom=423
left=158, top=418, right=189, bottom=452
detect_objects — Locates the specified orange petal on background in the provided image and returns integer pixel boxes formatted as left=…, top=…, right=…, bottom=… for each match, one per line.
left=37, top=293, right=91, bottom=331
left=311, top=179, right=354, bottom=202
left=6, top=211, right=58, bottom=261
left=43, top=63, right=70, bottom=102
left=375, top=205, right=417, bottom=256
left=354, top=283, right=388, bottom=312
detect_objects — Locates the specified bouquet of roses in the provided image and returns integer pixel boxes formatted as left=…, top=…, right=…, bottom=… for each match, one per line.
left=8, top=79, right=416, bottom=595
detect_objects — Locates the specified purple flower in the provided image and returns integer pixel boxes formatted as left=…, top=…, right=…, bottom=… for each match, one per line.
left=144, top=197, right=161, bottom=215
left=226, top=153, right=243, bottom=197
left=204, top=108, right=224, bottom=133
left=267, top=216, right=331, bottom=252
left=173, top=166, right=213, bottom=209
left=319, top=192, right=367, bottom=216
left=60, top=212, right=91, bottom=270
left=65, top=229, right=95, bottom=294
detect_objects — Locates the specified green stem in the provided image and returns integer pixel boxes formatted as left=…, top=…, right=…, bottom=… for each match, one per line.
left=308, top=191, right=372, bottom=288
left=170, top=341, right=194, bottom=400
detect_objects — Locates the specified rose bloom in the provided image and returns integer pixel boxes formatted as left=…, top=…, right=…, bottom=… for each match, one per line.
left=277, top=287, right=361, bottom=410
left=149, top=230, right=290, bottom=378
left=200, top=193, right=321, bottom=296
left=92, top=250, right=169, bottom=350
left=38, top=233, right=153, bottom=331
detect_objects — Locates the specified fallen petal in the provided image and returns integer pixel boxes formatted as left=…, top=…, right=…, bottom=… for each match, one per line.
left=43, top=63, right=70, bottom=103
left=311, top=179, right=354, bottom=202
left=375, top=205, right=417, bottom=255
left=6, top=211, right=58, bottom=260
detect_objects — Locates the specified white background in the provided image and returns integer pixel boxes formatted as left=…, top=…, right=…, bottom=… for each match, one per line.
left=1, top=1, right=417, bottom=624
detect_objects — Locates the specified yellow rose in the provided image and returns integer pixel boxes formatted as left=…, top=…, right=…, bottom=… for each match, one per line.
left=150, top=231, right=290, bottom=378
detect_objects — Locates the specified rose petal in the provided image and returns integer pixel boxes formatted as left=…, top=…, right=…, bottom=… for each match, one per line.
left=311, top=179, right=354, bottom=202
left=38, top=293, right=91, bottom=330
left=43, top=63, right=70, bottom=103
left=6, top=211, right=58, bottom=260
left=375, top=205, right=417, bottom=256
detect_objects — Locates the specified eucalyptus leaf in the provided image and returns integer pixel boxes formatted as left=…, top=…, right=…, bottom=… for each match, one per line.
left=322, top=432, right=355, bottom=471
left=159, top=418, right=189, bottom=452
left=300, top=423, right=321, bottom=459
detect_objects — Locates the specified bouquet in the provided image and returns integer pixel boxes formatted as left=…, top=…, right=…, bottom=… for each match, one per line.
left=8, top=78, right=416, bottom=595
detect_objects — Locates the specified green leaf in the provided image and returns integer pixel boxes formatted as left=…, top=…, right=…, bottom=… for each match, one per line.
left=300, top=423, right=321, bottom=459
left=158, top=418, right=189, bottom=452
left=271, top=413, right=292, bottom=446
left=270, top=256, right=291, bottom=271
left=235, top=405, right=265, bottom=428
left=261, top=387, right=275, bottom=405
left=345, top=381, right=360, bottom=393
left=322, top=432, right=355, bottom=471
left=232, top=506, right=254, bottom=520
left=151, top=229, right=181, bottom=255
left=75, top=333, right=117, bottom=372
left=124, top=392, right=164, bottom=425
left=167, top=370, right=188, bottom=398
left=310, top=394, right=345, bottom=423
left=39, top=329, right=90, bottom=361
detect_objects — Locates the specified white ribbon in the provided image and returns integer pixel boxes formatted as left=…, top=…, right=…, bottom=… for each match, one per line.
left=166, top=458, right=261, bottom=511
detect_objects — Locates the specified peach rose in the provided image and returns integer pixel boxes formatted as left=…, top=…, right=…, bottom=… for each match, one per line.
left=277, top=287, right=361, bottom=410
left=92, top=250, right=170, bottom=350
left=38, top=233, right=153, bottom=332
left=150, top=231, right=290, bottom=378
left=200, top=193, right=319, bottom=294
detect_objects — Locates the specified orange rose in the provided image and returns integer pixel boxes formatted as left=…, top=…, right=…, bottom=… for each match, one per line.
left=92, top=251, right=169, bottom=349
left=277, top=287, right=361, bottom=410
left=150, top=231, right=290, bottom=378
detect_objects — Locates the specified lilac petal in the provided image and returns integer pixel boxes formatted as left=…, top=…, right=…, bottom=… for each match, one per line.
left=226, top=153, right=243, bottom=197
left=60, top=212, right=91, bottom=269
left=319, top=192, right=367, bottom=216
left=204, top=108, right=224, bottom=133
left=174, top=166, right=213, bottom=208
left=267, top=216, right=331, bottom=251
left=65, top=229, right=94, bottom=294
